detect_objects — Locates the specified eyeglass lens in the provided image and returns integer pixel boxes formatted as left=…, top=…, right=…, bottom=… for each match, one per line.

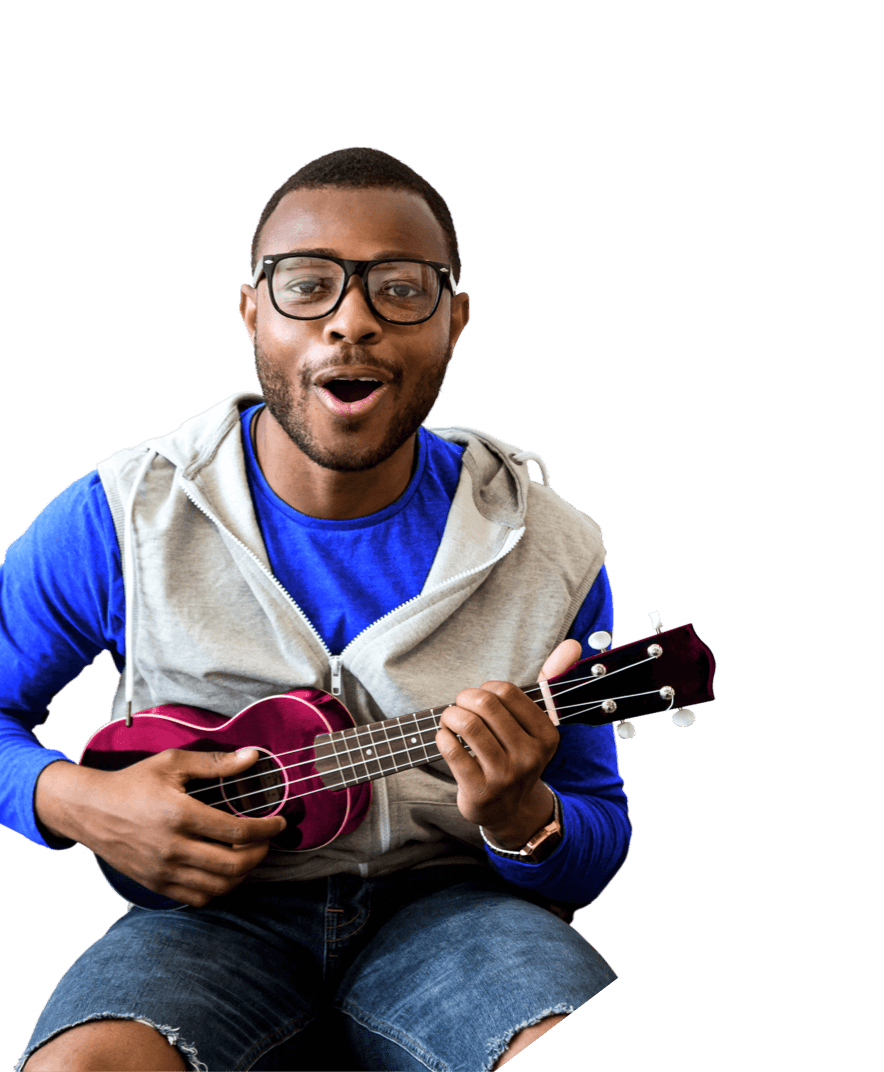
left=270, top=257, right=440, bottom=323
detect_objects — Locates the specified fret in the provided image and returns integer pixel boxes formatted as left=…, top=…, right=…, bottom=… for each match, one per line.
left=341, top=725, right=371, bottom=785
left=312, top=731, right=347, bottom=790
left=401, top=709, right=441, bottom=766
left=356, top=723, right=386, bottom=781
left=313, top=707, right=445, bottom=791
left=364, top=716, right=394, bottom=776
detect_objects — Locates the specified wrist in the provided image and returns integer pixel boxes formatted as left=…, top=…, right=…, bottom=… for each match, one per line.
left=34, top=760, right=103, bottom=845
left=480, top=782, right=557, bottom=851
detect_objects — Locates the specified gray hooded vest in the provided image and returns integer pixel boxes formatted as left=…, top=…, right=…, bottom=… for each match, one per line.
left=97, top=394, right=605, bottom=882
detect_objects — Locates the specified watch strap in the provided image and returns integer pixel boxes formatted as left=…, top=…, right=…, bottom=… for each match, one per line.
left=480, top=784, right=563, bottom=864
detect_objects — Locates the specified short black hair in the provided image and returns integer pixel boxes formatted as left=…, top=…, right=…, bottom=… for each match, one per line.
left=250, top=147, right=461, bottom=284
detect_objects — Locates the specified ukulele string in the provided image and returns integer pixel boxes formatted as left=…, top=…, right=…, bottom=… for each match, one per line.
left=187, top=698, right=612, bottom=814
left=183, top=660, right=651, bottom=810
left=221, top=698, right=618, bottom=813
left=183, top=690, right=608, bottom=814
left=207, top=686, right=666, bottom=815
left=181, top=660, right=608, bottom=806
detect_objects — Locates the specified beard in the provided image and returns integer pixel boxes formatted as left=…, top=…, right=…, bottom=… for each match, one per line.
left=253, top=338, right=453, bottom=472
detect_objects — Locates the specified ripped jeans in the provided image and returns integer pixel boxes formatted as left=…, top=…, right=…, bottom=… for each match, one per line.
left=18, top=864, right=615, bottom=1071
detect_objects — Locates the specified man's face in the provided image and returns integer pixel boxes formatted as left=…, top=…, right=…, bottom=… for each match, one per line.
left=240, top=186, right=469, bottom=472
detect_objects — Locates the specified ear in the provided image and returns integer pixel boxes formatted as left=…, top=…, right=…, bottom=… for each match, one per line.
left=448, top=291, right=470, bottom=350
left=240, top=284, right=258, bottom=343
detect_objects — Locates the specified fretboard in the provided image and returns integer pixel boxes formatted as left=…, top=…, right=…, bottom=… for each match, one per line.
left=311, top=695, right=541, bottom=790
left=312, top=707, right=448, bottom=790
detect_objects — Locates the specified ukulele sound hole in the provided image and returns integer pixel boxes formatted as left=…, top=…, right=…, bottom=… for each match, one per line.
left=219, top=753, right=285, bottom=817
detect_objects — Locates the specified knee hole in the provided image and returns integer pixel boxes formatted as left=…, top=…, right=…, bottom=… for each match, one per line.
left=22, top=1018, right=188, bottom=1072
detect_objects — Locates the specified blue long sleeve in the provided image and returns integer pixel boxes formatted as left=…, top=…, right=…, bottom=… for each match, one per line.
left=0, top=471, right=124, bottom=847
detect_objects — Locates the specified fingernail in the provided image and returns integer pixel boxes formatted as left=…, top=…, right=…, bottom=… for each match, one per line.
left=236, top=747, right=258, bottom=758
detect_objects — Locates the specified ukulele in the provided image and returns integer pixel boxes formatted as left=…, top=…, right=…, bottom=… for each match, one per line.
left=81, top=623, right=716, bottom=909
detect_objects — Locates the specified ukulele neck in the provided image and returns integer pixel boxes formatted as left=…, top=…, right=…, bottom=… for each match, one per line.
left=309, top=623, right=716, bottom=792
left=311, top=700, right=545, bottom=791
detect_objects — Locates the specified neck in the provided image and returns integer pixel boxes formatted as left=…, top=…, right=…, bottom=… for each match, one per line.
left=254, top=407, right=417, bottom=520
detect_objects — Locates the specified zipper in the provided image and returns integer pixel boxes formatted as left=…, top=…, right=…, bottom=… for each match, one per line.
left=335, top=526, right=526, bottom=656
left=184, top=479, right=526, bottom=675
left=179, top=483, right=335, bottom=665
left=329, top=655, right=343, bottom=696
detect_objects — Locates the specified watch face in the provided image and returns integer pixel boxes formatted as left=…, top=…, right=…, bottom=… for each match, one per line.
left=525, top=823, right=563, bottom=863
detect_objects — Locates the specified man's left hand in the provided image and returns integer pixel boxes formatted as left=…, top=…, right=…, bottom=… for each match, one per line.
left=436, top=639, right=582, bottom=851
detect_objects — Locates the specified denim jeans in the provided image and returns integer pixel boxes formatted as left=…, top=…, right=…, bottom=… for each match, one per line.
left=18, top=864, right=615, bottom=1071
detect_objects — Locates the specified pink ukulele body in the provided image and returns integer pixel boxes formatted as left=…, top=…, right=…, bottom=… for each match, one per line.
left=81, top=690, right=372, bottom=858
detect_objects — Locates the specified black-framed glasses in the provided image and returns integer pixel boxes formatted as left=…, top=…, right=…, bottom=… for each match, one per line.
left=252, top=253, right=456, bottom=325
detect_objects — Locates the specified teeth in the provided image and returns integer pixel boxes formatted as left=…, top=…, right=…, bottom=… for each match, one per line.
left=319, top=375, right=384, bottom=387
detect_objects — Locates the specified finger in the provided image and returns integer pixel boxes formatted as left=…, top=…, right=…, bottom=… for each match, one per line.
left=158, top=746, right=264, bottom=783
left=539, top=638, right=582, bottom=681
left=467, top=682, right=558, bottom=743
left=196, top=831, right=268, bottom=874
left=437, top=703, right=499, bottom=754
left=435, top=722, right=487, bottom=794
left=536, top=641, right=583, bottom=726
left=441, top=692, right=541, bottom=774
left=189, top=810, right=278, bottom=853
left=189, top=801, right=287, bottom=840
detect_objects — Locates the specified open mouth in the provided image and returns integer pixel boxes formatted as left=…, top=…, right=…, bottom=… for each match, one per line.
left=323, top=379, right=383, bottom=403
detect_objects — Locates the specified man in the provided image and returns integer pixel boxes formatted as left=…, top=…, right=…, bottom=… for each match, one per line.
left=4, top=148, right=630, bottom=1071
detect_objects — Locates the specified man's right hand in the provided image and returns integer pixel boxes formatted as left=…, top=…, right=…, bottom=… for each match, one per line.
left=34, top=748, right=286, bottom=907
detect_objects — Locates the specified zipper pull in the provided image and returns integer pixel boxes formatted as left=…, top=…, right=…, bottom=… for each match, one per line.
left=330, top=655, right=343, bottom=696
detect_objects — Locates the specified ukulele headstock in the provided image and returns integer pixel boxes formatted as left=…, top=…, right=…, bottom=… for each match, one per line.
left=543, top=623, right=716, bottom=736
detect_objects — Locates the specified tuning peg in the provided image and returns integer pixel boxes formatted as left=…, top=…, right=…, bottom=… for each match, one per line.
left=588, top=630, right=612, bottom=652
left=648, top=610, right=663, bottom=635
left=615, top=709, right=694, bottom=733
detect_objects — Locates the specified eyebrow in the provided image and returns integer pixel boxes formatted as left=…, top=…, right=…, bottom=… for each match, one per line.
left=272, top=247, right=430, bottom=261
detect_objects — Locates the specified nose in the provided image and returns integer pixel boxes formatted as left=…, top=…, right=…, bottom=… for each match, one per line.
left=321, top=272, right=381, bottom=338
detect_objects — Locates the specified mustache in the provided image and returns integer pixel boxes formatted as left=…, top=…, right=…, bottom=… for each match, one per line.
left=298, top=349, right=405, bottom=389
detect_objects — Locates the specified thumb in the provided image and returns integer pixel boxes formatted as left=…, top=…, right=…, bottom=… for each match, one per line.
left=232, top=747, right=260, bottom=764
left=539, top=639, right=582, bottom=682
left=160, top=750, right=260, bottom=784
left=168, top=746, right=261, bottom=777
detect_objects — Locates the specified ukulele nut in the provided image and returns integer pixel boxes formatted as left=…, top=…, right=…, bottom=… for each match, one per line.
left=647, top=644, right=663, bottom=658
left=601, top=699, right=618, bottom=714
left=591, top=664, right=607, bottom=677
